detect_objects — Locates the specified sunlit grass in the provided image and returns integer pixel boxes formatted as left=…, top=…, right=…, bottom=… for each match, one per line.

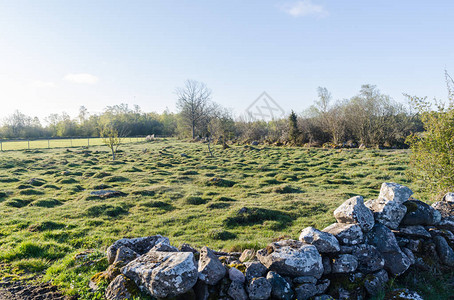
left=0, top=137, right=145, bottom=151
left=0, top=138, right=417, bottom=296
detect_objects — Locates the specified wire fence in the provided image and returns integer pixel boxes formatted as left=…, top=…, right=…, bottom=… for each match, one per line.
left=0, top=136, right=148, bottom=151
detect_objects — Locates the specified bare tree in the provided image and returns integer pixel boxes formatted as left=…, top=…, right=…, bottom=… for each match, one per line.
left=176, top=79, right=212, bottom=139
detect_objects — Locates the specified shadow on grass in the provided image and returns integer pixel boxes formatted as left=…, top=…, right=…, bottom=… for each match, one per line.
left=223, top=207, right=294, bottom=230
left=84, top=204, right=128, bottom=218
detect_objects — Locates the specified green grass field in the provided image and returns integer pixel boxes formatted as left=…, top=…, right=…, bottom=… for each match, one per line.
left=0, top=137, right=145, bottom=151
left=0, top=139, right=436, bottom=297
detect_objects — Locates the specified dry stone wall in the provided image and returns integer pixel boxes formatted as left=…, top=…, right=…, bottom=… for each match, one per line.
left=96, top=182, right=454, bottom=300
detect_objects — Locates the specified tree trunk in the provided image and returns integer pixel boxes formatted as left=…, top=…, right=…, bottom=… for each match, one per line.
left=207, top=138, right=214, bottom=157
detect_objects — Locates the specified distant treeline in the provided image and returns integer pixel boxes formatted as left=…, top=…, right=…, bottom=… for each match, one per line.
left=0, top=84, right=423, bottom=148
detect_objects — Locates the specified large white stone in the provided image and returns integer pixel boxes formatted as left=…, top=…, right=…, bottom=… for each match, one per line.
left=365, top=198, right=407, bottom=229
left=121, top=251, right=197, bottom=298
left=334, top=196, right=374, bottom=232
left=256, top=240, right=324, bottom=278
left=379, top=182, right=413, bottom=204
left=299, top=227, right=340, bottom=253
left=323, top=223, right=364, bottom=245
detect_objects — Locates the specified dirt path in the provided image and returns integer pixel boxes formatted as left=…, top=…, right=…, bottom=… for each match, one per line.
left=0, top=280, right=70, bottom=300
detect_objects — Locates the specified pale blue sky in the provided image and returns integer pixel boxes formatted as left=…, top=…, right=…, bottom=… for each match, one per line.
left=0, top=0, right=453, bottom=122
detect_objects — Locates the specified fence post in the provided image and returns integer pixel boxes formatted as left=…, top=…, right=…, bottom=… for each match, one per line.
left=48, top=139, right=50, bottom=149
left=70, top=139, right=73, bottom=147
left=28, top=140, right=30, bottom=150
left=0, top=141, right=2, bottom=151
left=88, top=137, right=90, bottom=147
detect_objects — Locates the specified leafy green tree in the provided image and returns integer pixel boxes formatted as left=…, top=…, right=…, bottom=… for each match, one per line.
left=101, top=124, right=122, bottom=161
left=406, top=72, right=454, bottom=197
left=288, top=110, right=299, bottom=145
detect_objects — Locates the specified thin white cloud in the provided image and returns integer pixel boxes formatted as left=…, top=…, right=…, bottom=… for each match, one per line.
left=64, top=73, right=99, bottom=85
left=31, top=80, right=56, bottom=88
left=281, top=1, right=329, bottom=18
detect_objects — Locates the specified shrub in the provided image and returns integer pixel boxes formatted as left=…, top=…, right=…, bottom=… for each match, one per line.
left=406, top=80, right=454, bottom=197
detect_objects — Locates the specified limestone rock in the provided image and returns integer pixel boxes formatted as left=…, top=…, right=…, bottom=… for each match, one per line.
left=180, top=243, right=199, bottom=254
left=121, top=251, right=198, bottom=298
left=113, top=246, right=139, bottom=266
left=428, top=227, right=454, bottom=245
left=229, top=267, right=245, bottom=283
left=366, top=224, right=411, bottom=276
left=444, top=192, right=454, bottom=203
left=339, top=245, right=356, bottom=254
left=402, top=247, right=415, bottom=265
left=393, top=225, right=431, bottom=239
left=381, top=250, right=411, bottom=276
left=407, top=239, right=422, bottom=252
left=256, top=240, right=323, bottom=278
left=332, top=254, right=358, bottom=273
left=323, top=223, right=364, bottom=245
left=150, top=241, right=179, bottom=252
left=105, top=274, right=138, bottom=300
left=198, top=246, right=227, bottom=285
left=322, top=256, right=332, bottom=275
left=387, top=289, right=424, bottom=300
left=228, top=280, right=248, bottom=300
left=379, top=182, right=413, bottom=204
left=432, top=200, right=454, bottom=220
left=266, top=271, right=294, bottom=300
left=401, top=200, right=441, bottom=226
left=434, top=235, right=454, bottom=267
left=364, top=269, right=388, bottom=296
left=247, top=277, right=272, bottom=300
left=316, top=278, right=331, bottom=295
left=333, top=196, right=374, bottom=232
left=365, top=198, right=407, bottom=229
left=437, top=218, right=454, bottom=232
left=352, top=244, right=384, bottom=273
left=107, top=235, right=169, bottom=264
left=293, top=276, right=317, bottom=284
left=245, top=261, right=267, bottom=282
left=299, top=226, right=340, bottom=253
left=239, top=249, right=256, bottom=262
left=193, top=281, right=210, bottom=300
left=294, top=283, right=318, bottom=300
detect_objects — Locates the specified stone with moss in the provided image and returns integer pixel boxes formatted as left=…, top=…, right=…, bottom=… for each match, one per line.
left=199, top=246, right=227, bottom=285
left=245, top=261, right=267, bottom=283
left=239, top=249, right=256, bottom=262
left=121, top=251, right=198, bottom=298
left=364, top=269, right=388, bottom=296
left=333, top=195, right=374, bottom=232
left=105, top=274, right=140, bottom=300
left=401, top=200, right=441, bottom=226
